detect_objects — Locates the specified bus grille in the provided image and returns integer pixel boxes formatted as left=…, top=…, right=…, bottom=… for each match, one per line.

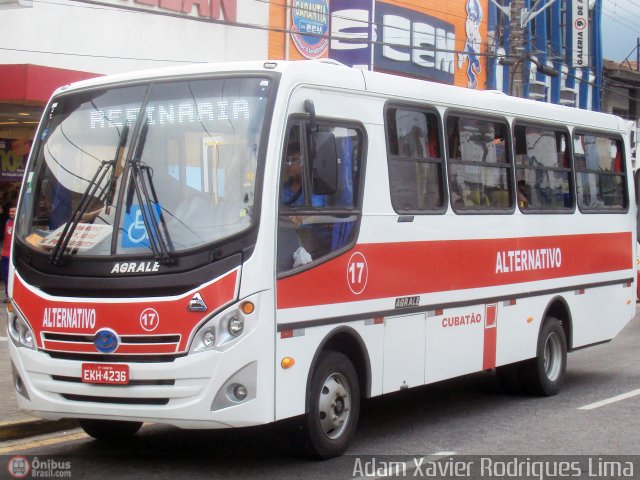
left=44, top=351, right=184, bottom=363
left=41, top=332, right=183, bottom=360
left=51, top=375, right=175, bottom=386
left=61, top=394, right=169, bottom=406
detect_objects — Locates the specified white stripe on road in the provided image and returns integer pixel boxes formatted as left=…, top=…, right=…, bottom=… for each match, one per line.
left=578, top=389, right=640, bottom=410
left=0, top=336, right=7, bottom=342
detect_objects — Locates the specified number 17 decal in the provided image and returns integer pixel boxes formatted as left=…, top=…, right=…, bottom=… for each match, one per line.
left=347, top=252, right=368, bottom=295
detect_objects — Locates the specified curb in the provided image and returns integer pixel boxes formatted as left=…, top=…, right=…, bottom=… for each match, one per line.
left=0, top=418, right=79, bottom=442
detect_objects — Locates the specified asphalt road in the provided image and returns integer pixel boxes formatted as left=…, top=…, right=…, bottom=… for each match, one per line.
left=1, top=309, right=639, bottom=479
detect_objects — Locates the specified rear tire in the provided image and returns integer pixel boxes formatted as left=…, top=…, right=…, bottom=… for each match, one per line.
left=518, top=317, right=567, bottom=396
left=303, top=351, right=360, bottom=458
left=79, top=419, right=143, bottom=442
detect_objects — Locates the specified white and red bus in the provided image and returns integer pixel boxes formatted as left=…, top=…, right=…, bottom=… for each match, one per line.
left=7, top=60, right=636, bottom=457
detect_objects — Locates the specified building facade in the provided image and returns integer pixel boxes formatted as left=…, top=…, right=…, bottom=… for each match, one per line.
left=487, top=0, right=602, bottom=111
left=601, top=60, right=640, bottom=168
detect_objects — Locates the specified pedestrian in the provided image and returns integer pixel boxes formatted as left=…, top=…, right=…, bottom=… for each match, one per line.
left=2, top=205, right=16, bottom=302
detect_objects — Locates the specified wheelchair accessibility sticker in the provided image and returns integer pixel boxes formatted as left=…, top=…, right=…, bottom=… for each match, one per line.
left=122, top=204, right=161, bottom=248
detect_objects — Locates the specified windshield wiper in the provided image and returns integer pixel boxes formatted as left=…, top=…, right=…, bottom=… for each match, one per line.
left=103, top=125, right=129, bottom=214
left=49, top=125, right=132, bottom=265
left=49, top=159, right=114, bottom=266
left=126, top=122, right=175, bottom=265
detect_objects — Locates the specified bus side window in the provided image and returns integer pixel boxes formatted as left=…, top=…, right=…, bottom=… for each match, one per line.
left=385, top=106, right=445, bottom=213
left=575, top=133, right=627, bottom=211
left=446, top=115, right=512, bottom=212
left=277, top=121, right=363, bottom=275
left=514, top=123, right=572, bottom=211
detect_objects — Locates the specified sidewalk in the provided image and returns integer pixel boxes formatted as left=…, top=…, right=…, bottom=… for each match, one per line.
left=1, top=302, right=78, bottom=441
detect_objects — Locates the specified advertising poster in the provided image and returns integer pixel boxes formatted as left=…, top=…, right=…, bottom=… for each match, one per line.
left=329, top=0, right=373, bottom=69
left=0, top=138, right=31, bottom=182
left=372, top=0, right=487, bottom=88
left=268, top=0, right=487, bottom=88
left=291, top=0, right=330, bottom=59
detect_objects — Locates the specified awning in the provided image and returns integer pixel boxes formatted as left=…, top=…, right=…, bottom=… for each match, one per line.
left=0, top=64, right=101, bottom=103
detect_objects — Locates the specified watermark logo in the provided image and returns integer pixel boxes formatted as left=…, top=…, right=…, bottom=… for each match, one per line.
left=7, top=456, right=30, bottom=479
left=7, top=457, right=72, bottom=478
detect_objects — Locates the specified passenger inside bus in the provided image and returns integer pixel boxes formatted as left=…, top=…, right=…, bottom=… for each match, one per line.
left=278, top=139, right=314, bottom=271
left=518, top=180, right=529, bottom=208
left=277, top=125, right=360, bottom=274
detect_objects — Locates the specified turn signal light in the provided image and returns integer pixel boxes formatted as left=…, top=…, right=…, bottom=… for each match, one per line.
left=7, top=301, right=13, bottom=314
left=281, top=357, right=295, bottom=369
left=241, top=301, right=255, bottom=315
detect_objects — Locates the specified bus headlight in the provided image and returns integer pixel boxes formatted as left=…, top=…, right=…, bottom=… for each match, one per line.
left=191, top=321, right=218, bottom=353
left=189, top=305, right=251, bottom=354
left=202, top=329, right=216, bottom=348
left=7, top=308, right=36, bottom=350
left=228, top=314, right=244, bottom=336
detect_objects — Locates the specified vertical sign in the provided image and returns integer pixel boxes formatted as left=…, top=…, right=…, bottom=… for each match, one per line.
left=571, top=0, right=589, bottom=67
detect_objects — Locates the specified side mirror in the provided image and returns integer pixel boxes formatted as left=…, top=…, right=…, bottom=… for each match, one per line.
left=311, top=131, right=338, bottom=195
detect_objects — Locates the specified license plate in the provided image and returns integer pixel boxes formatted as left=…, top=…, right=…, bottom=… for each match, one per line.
left=81, top=363, right=129, bottom=385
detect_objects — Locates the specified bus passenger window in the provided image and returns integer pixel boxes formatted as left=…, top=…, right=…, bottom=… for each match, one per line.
left=446, top=115, right=512, bottom=211
left=385, top=107, right=444, bottom=213
left=514, top=124, right=572, bottom=211
left=575, top=133, right=627, bottom=211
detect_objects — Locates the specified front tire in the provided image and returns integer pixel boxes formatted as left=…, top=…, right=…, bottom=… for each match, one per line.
left=79, top=419, right=143, bottom=442
left=304, top=351, right=360, bottom=458
left=518, top=317, right=567, bottom=396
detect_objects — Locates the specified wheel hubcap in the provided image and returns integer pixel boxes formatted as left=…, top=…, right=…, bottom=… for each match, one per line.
left=543, top=332, right=562, bottom=381
left=318, top=373, right=351, bottom=439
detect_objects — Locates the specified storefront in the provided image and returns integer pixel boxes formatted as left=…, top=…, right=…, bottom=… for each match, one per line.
left=0, top=64, right=100, bottom=214
left=0, top=0, right=269, bottom=196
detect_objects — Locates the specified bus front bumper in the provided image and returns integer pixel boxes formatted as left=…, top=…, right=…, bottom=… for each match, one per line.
left=8, top=339, right=273, bottom=430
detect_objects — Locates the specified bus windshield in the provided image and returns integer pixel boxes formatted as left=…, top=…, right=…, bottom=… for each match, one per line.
left=18, top=76, right=272, bottom=260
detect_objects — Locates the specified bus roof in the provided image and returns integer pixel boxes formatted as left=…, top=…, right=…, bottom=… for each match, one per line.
left=51, top=60, right=625, bottom=134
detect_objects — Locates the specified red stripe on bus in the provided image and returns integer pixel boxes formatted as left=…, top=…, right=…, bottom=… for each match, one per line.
left=13, top=269, right=238, bottom=351
left=277, top=232, right=632, bottom=309
left=483, top=304, right=498, bottom=370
